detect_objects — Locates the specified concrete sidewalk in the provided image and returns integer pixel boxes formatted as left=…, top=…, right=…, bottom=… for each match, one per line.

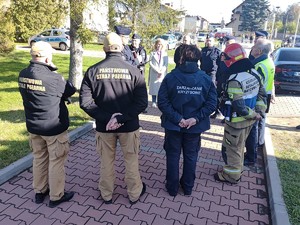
left=0, top=106, right=274, bottom=225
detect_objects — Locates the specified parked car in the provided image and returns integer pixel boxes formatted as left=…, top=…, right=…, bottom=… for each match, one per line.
left=28, top=28, right=70, bottom=51
left=198, top=33, right=207, bottom=42
left=152, top=34, right=178, bottom=50
left=271, top=47, right=300, bottom=93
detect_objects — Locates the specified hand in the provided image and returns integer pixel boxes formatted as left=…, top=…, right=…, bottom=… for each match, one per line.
left=179, top=119, right=187, bottom=128
left=185, top=118, right=197, bottom=129
left=271, top=95, right=276, bottom=104
left=255, top=113, right=262, bottom=121
left=106, top=113, right=123, bottom=131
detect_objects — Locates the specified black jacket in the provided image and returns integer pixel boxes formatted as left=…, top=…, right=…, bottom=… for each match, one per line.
left=200, top=46, right=221, bottom=74
left=19, top=61, right=76, bottom=136
left=79, top=52, right=148, bottom=133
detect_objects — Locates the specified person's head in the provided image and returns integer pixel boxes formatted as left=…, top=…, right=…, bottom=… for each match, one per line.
left=177, top=44, right=201, bottom=66
left=254, top=30, right=268, bottom=44
left=205, top=37, right=215, bottom=47
left=182, top=34, right=191, bottom=45
left=103, top=32, right=123, bottom=53
left=30, top=41, right=53, bottom=64
left=250, top=39, right=274, bottom=58
left=224, top=36, right=236, bottom=47
left=154, top=38, right=164, bottom=51
left=222, top=43, right=247, bottom=67
left=114, top=25, right=131, bottom=45
left=131, top=33, right=141, bottom=48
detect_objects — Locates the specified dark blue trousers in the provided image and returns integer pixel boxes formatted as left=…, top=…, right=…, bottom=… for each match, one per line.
left=164, top=129, right=201, bottom=195
left=245, top=121, right=258, bottom=162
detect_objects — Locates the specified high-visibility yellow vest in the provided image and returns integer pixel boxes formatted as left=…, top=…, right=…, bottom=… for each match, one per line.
left=255, top=58, right=275, bottom=94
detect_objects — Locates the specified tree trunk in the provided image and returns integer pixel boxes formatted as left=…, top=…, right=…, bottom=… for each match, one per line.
left=69, top=0, right=84, bottom=90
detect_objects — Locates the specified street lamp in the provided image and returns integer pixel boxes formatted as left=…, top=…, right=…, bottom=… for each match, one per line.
left=270, top=6, right=280, bottom=40
left=292, top=14, right=300, bottom=47
left=293, top=2, right=300, bottom=47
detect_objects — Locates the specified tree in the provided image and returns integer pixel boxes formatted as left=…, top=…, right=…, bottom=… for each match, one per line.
left=240, top=0, right=270, bottom=32
left=69, top=0, right=107, bottom=89
left=10, top=0, right=68, bottom=42
left=109, top=0, right=184, bottom=50
left=0, top=1, right=15, bottom=53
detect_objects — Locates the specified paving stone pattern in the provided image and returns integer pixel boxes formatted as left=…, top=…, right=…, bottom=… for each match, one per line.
left=0, top=107, right=270, bottom=225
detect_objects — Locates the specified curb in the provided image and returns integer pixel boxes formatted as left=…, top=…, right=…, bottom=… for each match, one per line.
left=264, top=125, right=291, bottom=225
left=0, top=121, right=95, bottom=185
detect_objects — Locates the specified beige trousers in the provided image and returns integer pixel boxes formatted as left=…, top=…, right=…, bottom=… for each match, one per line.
left=96, top=129, right=143, bottom=202
left=221, top=124, right=252, bottom=182
left=29, top=131, right=69, bottom=201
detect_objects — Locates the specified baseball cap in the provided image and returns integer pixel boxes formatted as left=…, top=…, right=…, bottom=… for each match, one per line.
left=30, top=41, right=53, bottom=57
left=103, top=32, right=123, bottom=52
left=255, top=30, right=268, bottom=38
left=114, top=25, right=131, bottom=36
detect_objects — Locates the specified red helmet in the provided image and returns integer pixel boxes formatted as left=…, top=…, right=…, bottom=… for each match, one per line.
left=223, top=43, right=247, bottom=67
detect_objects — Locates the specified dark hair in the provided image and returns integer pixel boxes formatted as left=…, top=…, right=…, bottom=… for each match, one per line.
left=177, top=44, right=201, bottom=65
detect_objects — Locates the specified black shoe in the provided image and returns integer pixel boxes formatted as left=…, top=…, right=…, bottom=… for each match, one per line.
left=165, top=184, right=177, bottom=197
left=244, top=159, right=255, bottom=166
left=129, top=182, right=146, bottom=205
left=296, top=125, right=300, bottom=129
left=49, top=191, right=75, bottom=208
left=103, top=199, right=112, bottom=204
left=214, top=172, right=239, bottom=184
left=35, top=189, right=49, bottom=204
left=179, top=180, right=191, bottom=196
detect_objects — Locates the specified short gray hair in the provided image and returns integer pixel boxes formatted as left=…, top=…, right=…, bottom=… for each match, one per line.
left=254, top=39, right=274, bottom=55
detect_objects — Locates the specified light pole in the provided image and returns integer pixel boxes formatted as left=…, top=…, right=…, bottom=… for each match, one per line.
left=292, top=2, right=300, bottom=47
left=292, top=13, right=300, bottom=47
left=270, top=6, right=280, bottom=40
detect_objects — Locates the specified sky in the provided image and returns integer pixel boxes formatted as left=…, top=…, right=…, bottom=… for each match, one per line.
left=162, top=0, right=299, bottom=23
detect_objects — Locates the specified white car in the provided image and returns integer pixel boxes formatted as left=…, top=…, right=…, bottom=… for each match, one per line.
left=152, top=34, right=178, bottom=50
left=28, top=28, right=70, bottom=51
left=198, top=33, right=207, bottom=42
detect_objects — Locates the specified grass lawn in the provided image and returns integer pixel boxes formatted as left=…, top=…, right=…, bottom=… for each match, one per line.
left=268, top=117, right=300, bottom=225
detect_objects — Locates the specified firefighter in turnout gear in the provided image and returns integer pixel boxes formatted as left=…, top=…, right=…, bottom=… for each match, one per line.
left=214, top=43, right=267, bottom=184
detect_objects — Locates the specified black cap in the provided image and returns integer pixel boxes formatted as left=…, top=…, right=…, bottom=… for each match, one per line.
left=114, top=25, right=131, bottom=35
left=224, top=35, right=235, bottom=42
left=255, top=30, right=268, bottom=38
left=132, top=33, right=141, bottom=39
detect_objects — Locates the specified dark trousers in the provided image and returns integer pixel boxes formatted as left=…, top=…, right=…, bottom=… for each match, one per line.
left=245, top=121, right=258, bottom=162
left=164, top=129, right=201, bottom=195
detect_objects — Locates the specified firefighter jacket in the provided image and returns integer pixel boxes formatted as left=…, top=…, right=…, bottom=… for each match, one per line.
left=224, top=60, right=267, bottom=129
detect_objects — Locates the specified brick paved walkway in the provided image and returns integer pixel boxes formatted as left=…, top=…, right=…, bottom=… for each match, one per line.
left=0, top=107, right=270, bottom=225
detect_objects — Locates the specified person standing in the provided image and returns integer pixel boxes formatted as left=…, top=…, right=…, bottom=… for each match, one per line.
left=18, top=41, right=76, bottom=208
left=80, top=32, right=148, bottom=205
left=200, top=37, right=221, bottom=85
left=114, top=25, right=137, bottom=66
left=148, top=38, right=168, bottom=108
left=249, top=30, right=268, bottom=61
left=214, top=43, right=266, bottom=184
left=158, top=44, right=217, bottom=196
left=129, top=33, right=147, bottom=76
left=244, top=39, right=275, bottom=165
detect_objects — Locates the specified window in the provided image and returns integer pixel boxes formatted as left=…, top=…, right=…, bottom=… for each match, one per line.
left=53, top=30, right=63, bottom=36
left=40, top=30, right=51, bottom=36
